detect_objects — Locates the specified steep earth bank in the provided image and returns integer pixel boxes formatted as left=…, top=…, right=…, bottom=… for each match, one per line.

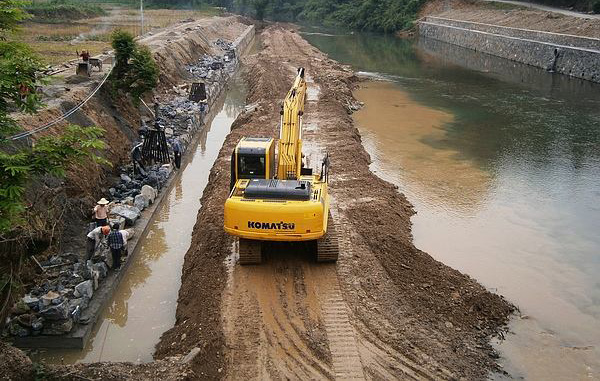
left=10, top=17, right=248, bottom=256
left=421, top=0, right=600, bottom=38
left=156, top=24, right=514, bottom=380
left=1, top=16, right=249, bottom=379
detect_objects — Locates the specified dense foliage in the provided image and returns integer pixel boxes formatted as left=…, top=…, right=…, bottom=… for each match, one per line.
left=110, top=30, right=159, bottom=102
left=0, top=1, right=107, bottom=234
left=24, top=0, right=106, bottom=22
left=0, top=126, right=107, bottom=233
left=140, top=0, right=425, bottom=32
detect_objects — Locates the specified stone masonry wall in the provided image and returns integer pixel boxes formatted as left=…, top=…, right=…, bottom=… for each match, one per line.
left=418, top=18, right=600, bottom=83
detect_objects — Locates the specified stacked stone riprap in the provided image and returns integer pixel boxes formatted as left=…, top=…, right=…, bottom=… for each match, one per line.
left=7, top=254, right=109, bottom=337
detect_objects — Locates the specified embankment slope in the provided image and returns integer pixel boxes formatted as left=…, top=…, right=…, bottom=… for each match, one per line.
left=156, top=24, right=514, bottom=380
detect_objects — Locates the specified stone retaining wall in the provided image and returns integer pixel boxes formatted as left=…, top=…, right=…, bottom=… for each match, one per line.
left=418, top=17, right=600, bottom=83
left=12, top=24, right=256, bottom=350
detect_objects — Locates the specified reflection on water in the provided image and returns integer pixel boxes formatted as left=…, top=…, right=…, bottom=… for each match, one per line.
left=35, top=73, right=247, bottom=364
left=303, top=30, right=600, bottom=379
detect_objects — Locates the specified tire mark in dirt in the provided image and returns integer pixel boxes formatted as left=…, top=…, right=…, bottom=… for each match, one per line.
left=222, top=246, right=333, bottom=380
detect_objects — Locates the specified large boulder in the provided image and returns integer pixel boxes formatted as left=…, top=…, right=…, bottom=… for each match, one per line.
left=73, top=280, right=94, bottom=299
left=8, top=319, right=29, bottom=337
left=42, top=319, right=73, bottom=335
left=92, top=262, right=108, bottom=279
left=140, top=185, right=157, bottom=204
left=40, top=301, right=69, bottom=321
left=110, top=205, right=141, bottom=226
left=21, top=295, right=39, bottom=309
left=134, top=194, right=149, bottom=211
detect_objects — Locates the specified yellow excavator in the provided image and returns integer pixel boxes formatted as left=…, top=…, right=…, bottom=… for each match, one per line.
left=224, top=68, right=338, bottom=264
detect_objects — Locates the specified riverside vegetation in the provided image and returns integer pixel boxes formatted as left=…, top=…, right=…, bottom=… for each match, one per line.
left=0, top=1, right=158, bottom=329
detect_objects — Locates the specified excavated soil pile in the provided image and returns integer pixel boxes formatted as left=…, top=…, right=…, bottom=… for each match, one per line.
left=156, top=24, right=515, bottom=380
left=0, top=340, right=195, bottom=380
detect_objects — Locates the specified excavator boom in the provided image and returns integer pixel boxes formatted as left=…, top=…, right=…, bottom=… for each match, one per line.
left=277, top=68, right=307, bottom=180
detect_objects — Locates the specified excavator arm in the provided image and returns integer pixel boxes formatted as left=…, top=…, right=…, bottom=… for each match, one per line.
left=277, top=68, right=307, bottom=180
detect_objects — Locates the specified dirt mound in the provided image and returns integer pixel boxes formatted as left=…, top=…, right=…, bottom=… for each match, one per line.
left=0, top=340, right=196, bottom=380
left=156, top=24, right=514, bottom=380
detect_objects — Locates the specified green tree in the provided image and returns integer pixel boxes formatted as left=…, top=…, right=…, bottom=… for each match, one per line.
left=111, top=29, right=136, bottom=80
left=0, top=1, right=108, bottom=233
left=0, top=126, right=107, bottom=232
left=126, top=45, right=159, bottom=100
left=110, top=30, right=158, bottom=102
left=0, top=41, right=42, bottom=137
left=0, top=0, right=30, bottom=35
left=252, top=0, right=270, bottom=20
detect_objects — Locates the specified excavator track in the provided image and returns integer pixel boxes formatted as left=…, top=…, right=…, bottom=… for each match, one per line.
left=239, top=238, right=262, bottom=265
left=317, top=214, right=339, bottom=262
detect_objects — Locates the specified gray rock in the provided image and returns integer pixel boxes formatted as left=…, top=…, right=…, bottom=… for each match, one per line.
left=134, top=194, right=148, bottom=211
left=74, top=280, right=94, bottom=299
left=123, top=196, right=134, bottom=206
left=92, top=262, right=108, bottom=279
left=40, top=301, right=69, bottom=321
left=108, top=217, right=126, bottom=230
left=31, top=316, right=43, bottom=331
left=22, top=295, right=39, bottom=309
left=8, top=320, right=30, bottom=337
left=41, top=291, right=60, bottom=307
left=42, top=318, right=73, bottom=335
left=70, top=297, right=89, bottom=311
left=140, top=185, right=156, bottom=204
left=110, top=205, right=141, bottom=226
left=120, top=174, right=132, bottom=183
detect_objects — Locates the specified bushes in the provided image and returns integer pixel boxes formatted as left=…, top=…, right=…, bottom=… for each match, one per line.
left=110, top=30, right=159, bottom=103
left=24, top=0, right=106, bottom=22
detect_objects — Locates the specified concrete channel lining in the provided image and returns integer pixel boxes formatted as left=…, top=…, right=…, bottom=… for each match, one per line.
left=418, top=19, right=600, bottom=83
left=13, top=25, right=255, bottom=350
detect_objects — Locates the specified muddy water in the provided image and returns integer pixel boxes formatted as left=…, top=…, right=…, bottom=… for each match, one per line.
left=303, top=31, right=600, bottom=379
left=36, top=73, right=247, bottom=364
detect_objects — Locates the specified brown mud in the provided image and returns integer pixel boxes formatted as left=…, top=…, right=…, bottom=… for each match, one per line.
left=156, top=24, right=515, bottom=380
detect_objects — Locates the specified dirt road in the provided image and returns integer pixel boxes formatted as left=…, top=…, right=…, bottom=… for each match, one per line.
left=156, top=24, right=514, bottom=380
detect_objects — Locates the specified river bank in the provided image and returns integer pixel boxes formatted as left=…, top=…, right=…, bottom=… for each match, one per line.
left=2, top=15, right=253, bottom=379
left=155, top=24, right=514, bottom=380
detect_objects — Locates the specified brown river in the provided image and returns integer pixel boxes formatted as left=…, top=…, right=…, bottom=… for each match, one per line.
left=302, top=30, right=600, bottom=379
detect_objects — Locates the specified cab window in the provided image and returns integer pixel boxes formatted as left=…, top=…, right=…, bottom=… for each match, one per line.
left=238, top=154, right=266, bottom=178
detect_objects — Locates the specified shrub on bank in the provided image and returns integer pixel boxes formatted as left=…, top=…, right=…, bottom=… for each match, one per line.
left=110, top=30, right=159, bottom=103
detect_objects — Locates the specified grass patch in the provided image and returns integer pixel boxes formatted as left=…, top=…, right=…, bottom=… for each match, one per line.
left=13, top=7, right=221, bottom=65
left=25, top=1, right=107, bottom=23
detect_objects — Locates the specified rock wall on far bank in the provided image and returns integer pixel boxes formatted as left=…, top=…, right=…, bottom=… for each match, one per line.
left=418, top=16, right=600, bottom=83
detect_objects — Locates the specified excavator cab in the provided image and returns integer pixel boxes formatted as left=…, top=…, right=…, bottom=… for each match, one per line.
left=230, top=137, right=275, bottom=190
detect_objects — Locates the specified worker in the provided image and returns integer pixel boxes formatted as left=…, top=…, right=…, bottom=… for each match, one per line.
left=107, top=223, right=130, bottom=270
left=172, top=138, right=182, bottom=169
left=131, top=142, right=146, bottom=176
left=77, top=50, right=90, bottom=62
left=86, top=225, right=110, bottom=261
left=93, top=198, right=110, bottom=227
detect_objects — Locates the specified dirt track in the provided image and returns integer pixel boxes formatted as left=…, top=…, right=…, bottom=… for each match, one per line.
left=156, top=24, right=514, bottom=380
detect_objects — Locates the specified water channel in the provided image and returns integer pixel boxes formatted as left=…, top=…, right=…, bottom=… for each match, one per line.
left=35, top=72, right=248, bottom=364
left=302, top=30, right=600, bottom=379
